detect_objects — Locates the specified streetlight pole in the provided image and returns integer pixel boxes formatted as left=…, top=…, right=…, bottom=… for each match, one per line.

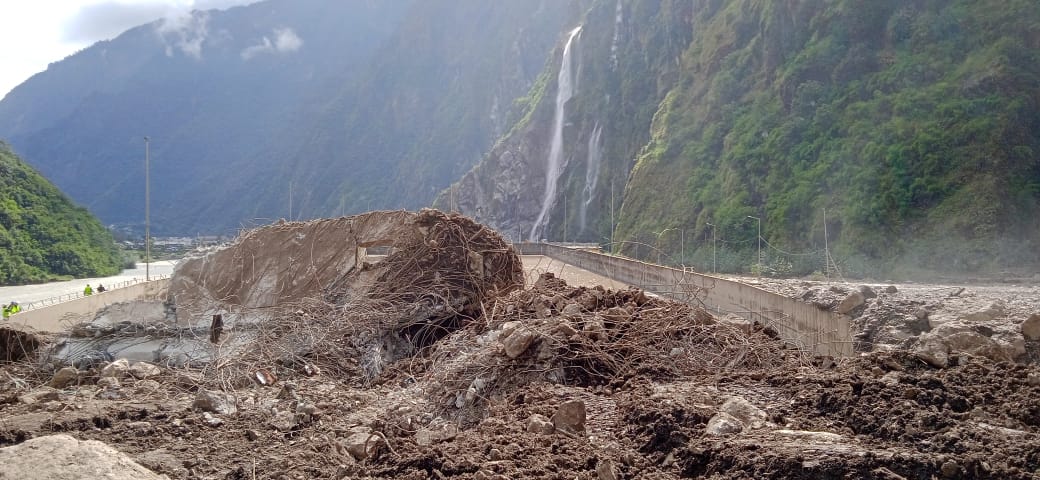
left=747, top=215, right=760, bottom=275
left=706, top=222, right=716, bottom=273
left=144, top=136, right=151, bottom=282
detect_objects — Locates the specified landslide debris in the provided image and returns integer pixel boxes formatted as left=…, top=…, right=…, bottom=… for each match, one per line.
left=1, top=211, right=1037, bottom=479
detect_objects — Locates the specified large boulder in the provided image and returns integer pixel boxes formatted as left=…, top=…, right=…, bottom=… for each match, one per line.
left=1022, top=314, right=1040, bottom=341
left=0, top=434, right=168, bottom=479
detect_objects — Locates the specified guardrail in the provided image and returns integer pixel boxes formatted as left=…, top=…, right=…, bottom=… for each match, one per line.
left=515, top=242, right=853, bottom=357
left=17, top=275, right=170, bottom=313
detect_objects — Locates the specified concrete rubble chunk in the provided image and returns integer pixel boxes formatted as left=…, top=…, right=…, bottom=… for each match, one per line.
left=129, top=362, right=162, bottom=379
left=96, top=376, right=121, bottom=389
left=552, top=400, right=587, bottom=434
left=415, top=419, right=458, bottom=446
left=1022, top=313, right=1040, bottom=341
left=705, top=412, right=743, bottom=435
left=582, top=316, right=608, bottom=342
left=0, top=434, right=169, bottom=480
left=858, top=285, right=877, bottom=299
left=561, top=303, right=582, bottom=318
left=48, top=367, right=80, bottom=388
left=527, top=413, right=555, bottom=434
left=835, top=291, right=865, bottom=314
left=192, top=389, right=238, bottom=415
left=100, top=358, right=130, bottom=378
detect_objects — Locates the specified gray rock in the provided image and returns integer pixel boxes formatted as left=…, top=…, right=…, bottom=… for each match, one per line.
left=96, top=376, right=121, bottom=388
left=960, top=301, right=1005, bottom=322
left=48, top=367, right=80, bottom=388
left=835, top=291, right=865, bottom=314
left=202, top=412, right=224, bottom=427
left=0, top=434, right=168, bottom=480
left=561, top=303, right=582, bottom=318
left=527, top=414, right=554, bottom=434
left=884, top=285, right=898, bottom=294
left=18, top=387, right=59, bottom=405
left=501, top=328, right=537, bottom=358
left=100, top=358, right=130, bottom=378
left=1027, top=373, right=1039, bottom=386
left=596, top=458, right=618, bottom=480
left=914, top=333, right=950, bottom=368
left=129, top=362, right=162, bottom=379
left=1022, top=313, right=1040, bottom=340
left=720, top=396, right=767, bottom=429
left=268, top=410, right=296, bottom=432
left=192, top=389, right=237, bottom=415
left=582, top=316, right=608, bottom=342
left=858, top=285, right=877, bottom=299
left=343, top=432, right=383, bottom=460
left=552, top=400, right=587, bottom=434
left=705, top=412, right=743, bottom=435
left=415, top=420, right=457, bottom=446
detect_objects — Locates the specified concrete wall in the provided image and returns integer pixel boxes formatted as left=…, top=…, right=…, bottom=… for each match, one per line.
left=9, top=280, right=170, bottom=333
left=517, top=243, right=853, bottom=357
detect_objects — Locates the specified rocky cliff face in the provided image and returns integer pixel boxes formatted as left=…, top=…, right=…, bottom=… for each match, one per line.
left=449, top=0, right=1040, bottom=275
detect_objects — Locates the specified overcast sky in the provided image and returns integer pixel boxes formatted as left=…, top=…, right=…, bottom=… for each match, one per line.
left=0, top=0, right=259, bottom=100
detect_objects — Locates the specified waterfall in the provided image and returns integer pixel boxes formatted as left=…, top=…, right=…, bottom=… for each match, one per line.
left=530, top=26, right=582, bottom=241
left=579, top=122, right=602, bottom=232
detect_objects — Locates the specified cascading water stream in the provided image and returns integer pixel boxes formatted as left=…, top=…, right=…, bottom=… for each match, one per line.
left=579, top=122, right=602, bottom=232
left=530, top=26, right=582, bottom=241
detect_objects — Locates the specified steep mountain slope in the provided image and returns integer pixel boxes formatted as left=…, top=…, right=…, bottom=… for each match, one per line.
left=0, top=143, right=123, bottom=285
left=452, top=0, right=1040, bottom=275
left=0, top=0, right=578, bottom=234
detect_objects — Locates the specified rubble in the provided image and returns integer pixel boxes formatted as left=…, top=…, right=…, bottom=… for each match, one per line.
left=0, top=435, right=168, bottom=480
left=0, top=212, right=1038, bottom=479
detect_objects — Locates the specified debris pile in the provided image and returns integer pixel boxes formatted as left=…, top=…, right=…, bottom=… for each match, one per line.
left=0, top=211, right=1038, bottom=479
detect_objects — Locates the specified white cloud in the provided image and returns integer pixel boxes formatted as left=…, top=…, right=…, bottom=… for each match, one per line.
left=241, top=28, right=303, bottom=60
left=156, top=10, right=210, bottom=59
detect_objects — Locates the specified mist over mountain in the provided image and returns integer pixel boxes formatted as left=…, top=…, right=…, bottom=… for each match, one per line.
left=0, top=0, right=578, bottom=235
left=3, top=0, right=1038, bottom=277
left=448, top=0, right=1040, bottom=276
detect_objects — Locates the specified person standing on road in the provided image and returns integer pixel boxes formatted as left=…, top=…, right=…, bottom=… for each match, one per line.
left=84, top=284, right=93, bottom=296
left=9, top=302, right=18, bottom=314
left=97, top=284, right=106, bottom=293
left=2, top=304, right=9, bottom=319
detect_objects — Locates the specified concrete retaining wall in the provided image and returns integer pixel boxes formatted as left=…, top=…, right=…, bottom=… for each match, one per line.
left=9, top=280, right=170, bottom=333
left=517, top=243, right=853, bottom=357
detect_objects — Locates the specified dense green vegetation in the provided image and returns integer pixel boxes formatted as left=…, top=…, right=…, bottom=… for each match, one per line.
left=0, top=143, right=123, bottom=285
left=610, top=0, right=1040, bottom=276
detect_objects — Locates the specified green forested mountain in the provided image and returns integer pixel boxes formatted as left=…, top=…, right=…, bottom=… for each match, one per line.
left=0, top=143, right=123, bottom=285
left=0, top=0, right=579, bottom=235
left=453, top=0, right=1040, bottom=276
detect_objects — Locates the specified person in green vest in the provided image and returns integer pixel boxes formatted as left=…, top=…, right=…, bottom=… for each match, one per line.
left=8, top=302, right=18, bottom=314
left=84, top=284, right=93, bottom=296
left=2, top=304, right=9, bottom=319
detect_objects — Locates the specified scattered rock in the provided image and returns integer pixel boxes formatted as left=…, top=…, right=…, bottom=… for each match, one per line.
left=192, top=389, right=238, bottom=415
left=940, top=460, right=960, bottom=478
left=1027, top=373, right=1039, bottom=386
left=561, top=303, right=582, bottom=318
left=0, top=434, right=167, bottom=480
left=268, top=410, right=297, bottom=432
left=48, top=366, right=80, bottom=388
left=705, top=412, right=743, bottom=435
left=552, top=400, right=587, bottom=434
left=415, top=418, right=458, bottom=446
left=858, top=285, right=877, bottom=299
left=202, top=412, right=224, bottom=427
left=527, top=414, right=555, bottom=434
left=343, top=432, right=384, bottom=461
left=960, top=301, right=1005, bottom=323
left=835, top=291, right=865, bottom=314
left=884, top=285, right=898, bottom=294
left=18, top=387, right=59, bottom=405
left=97, top=376, right=121, bottom=389
left=582, top=316, right=608, bottom=342
left=134, top=380, right=162, bottom=393
left=1021, top=313, right=1040, bottom=340
left=501, top=328, right=538, bottom=358
left=596, top=458, right=618, bottom=480
left=719, top=314, right=754, bottom=334
left=773, top=429, right=844, bottom=443
left=914, top=334, right=950, bottom=368
left=129, top=362, right=162, bottom=379
left=720, top=396, right=767, bottom=429
left=100, top=358, right=130, bottom=378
